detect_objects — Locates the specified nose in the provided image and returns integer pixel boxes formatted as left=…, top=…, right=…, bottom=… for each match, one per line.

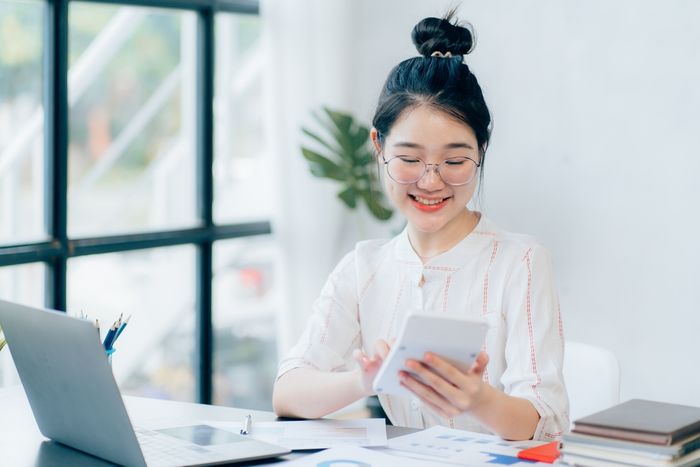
left=417, top=164, right=445, bottom=190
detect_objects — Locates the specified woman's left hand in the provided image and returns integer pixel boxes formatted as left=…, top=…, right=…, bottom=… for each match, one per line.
left=399, top=351, right=490, bottom=418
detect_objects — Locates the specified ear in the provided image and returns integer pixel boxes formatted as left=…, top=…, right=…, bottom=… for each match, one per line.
left=369, top=128, right=383, bottom=155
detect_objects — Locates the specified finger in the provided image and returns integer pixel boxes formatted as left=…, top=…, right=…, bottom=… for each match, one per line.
left=375, top=339, right=391, bottom=359
left=352, top=348, right=372, bottom=369
left=405, top=359, right=464, bottom=402
left=421, top=353, right=468, bottom=387
left=469, top=351, right=490, bottom=374
left=399, top=371, right=456, bottom=418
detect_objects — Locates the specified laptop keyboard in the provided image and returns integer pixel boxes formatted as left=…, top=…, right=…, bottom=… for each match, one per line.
left=135, top=427, right=215, bottom=467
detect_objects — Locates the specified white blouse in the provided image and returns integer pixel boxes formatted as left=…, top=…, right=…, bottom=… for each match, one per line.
left=277, top=216, right=569, bottom=441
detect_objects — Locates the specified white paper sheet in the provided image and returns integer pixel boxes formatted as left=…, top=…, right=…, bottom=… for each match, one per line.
left=281, top=445, right=430, bottom=466
left=384, top=426, right=550, bottom=466
left=206, top=418, right=388, bottom=450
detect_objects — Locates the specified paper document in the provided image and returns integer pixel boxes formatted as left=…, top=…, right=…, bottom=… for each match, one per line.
left=385, top=426, right=550, bottom=466
left=281, top=445, right=430, bottom=466
left=207, top=418, right=387, bottom=450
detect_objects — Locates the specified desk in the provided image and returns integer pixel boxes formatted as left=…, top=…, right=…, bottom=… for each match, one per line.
left=0, top=386, right=416, bottom=466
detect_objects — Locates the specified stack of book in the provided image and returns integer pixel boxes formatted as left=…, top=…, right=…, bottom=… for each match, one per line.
left=560, top=399, right=700, bottom=466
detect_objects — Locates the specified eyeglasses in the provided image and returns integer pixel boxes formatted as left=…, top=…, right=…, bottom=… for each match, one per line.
left=382, top=155, right=481, bottom=186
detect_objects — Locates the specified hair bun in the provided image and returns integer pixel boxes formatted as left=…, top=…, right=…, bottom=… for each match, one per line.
left=411, top=15, right=474, bottom=57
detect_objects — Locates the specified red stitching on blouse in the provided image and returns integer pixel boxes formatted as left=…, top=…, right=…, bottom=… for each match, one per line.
left=285, top=359, right=322, bottom=371
left=359, top=270, right=378, bottom=302
left=423, top=265, right=459, bottom=272
left=524, top=249, right=544, bottom=402
left=302, top=359, right=322, bottom=371
left=319, top=300, right=333, bottom=345
left=442, top=275, right=452, bottom=313
left=473, top=231, right=497, bottom=237
left=386, top=276, right=406, bottom=336
left=545, top=432, right=562, bottom=439
left=482, top=240, right=500, bottom=316
left=449, top=418, right=455, bottom=429
left=557, top=299, right=564, bottom=346
left=341, top=330, right=361, bottom=359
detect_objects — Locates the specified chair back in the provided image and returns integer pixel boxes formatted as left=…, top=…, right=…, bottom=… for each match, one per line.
left=563, top=341, right=620, bottom=425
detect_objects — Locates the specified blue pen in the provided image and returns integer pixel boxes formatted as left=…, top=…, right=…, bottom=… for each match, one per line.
left=112, top=315, right=131, bottom=345
left=103, top=324, right=117, bottom=350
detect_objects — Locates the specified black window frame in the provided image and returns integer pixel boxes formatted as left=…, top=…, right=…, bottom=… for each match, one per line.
left=0, top=0, right=268, bottom=405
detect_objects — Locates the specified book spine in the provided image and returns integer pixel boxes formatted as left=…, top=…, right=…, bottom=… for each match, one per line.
left=572, top=425, right=670, bottom=445
left=562, top=434, right=699, bottom=457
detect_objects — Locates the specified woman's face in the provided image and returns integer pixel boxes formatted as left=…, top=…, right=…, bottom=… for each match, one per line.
left=373, top=106, right=480, bottom=236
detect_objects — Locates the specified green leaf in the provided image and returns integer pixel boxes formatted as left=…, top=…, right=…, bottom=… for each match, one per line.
left=300, top=107, right=393, bottom=222
left=353, top=149, right=375, bottom=166
left=324, top=107, right=353, bottom=136
left=351, top=126, right=370, bottom=152
left=302, top=127, right=341, bottom=155
left=360, top=190, right=393, bottom=221
left=322, top=108, right=355, bottom=158
left=337, top=185, right=358, bottom=209
left=301, top=147, right=347, bottom=181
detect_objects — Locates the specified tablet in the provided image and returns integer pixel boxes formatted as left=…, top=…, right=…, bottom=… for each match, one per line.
left=372, top=313, right=489, bottom=396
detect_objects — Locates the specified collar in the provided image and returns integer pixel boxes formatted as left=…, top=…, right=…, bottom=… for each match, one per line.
left=394, top=215, right=498, bottom=270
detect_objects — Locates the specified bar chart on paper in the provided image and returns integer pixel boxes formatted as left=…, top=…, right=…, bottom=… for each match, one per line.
left=385, top=426, right=551, bottom=466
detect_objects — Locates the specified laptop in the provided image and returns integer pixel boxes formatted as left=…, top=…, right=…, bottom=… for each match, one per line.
left=0, top=299, right=290, bottom=467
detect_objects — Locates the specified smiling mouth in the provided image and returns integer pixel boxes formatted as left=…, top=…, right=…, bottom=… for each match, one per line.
left=410, top=194, right=449, bottom=205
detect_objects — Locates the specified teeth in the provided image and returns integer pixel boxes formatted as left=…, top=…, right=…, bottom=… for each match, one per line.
left=414, top=195, right=444, bottom=205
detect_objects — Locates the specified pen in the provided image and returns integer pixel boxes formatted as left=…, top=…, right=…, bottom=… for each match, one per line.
left=240, top=414, right=252, bottom=435
left=103, top=322, right=118, bottom=350
left=112, top=315, right=131, bottom=343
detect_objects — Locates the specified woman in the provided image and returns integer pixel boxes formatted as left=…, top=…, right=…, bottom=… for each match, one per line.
left=273, top=13, right=568, bottom=441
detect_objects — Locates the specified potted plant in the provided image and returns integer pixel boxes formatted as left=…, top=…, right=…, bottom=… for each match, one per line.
left=301, top=107, right=393, bottom=222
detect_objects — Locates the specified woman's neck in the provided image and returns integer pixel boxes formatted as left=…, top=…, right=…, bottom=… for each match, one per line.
left=408, top=209, right=480, bottom=262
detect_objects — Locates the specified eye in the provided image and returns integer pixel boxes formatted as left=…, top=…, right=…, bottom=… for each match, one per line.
left=396, top=156, right=421, bottom=164
left=444, top=158, right=468, bottom=166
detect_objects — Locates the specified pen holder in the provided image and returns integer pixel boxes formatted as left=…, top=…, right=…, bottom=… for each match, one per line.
left=106, top=347, right=115, bottom=366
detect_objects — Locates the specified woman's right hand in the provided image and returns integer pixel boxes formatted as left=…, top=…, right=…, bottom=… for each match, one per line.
left=352, top=339, right=391, bottom=395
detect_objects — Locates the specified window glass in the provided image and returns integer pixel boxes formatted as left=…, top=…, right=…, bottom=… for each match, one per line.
left=213, top=236, right=278, bottom=409
left=68, top=4, right=197, bottom=237
left=67, top=246, right=196, bottom=401
left=0, top=262, right=46, bottom=387
left=0, top=0, right=45, bottom=245
left=214, top=14, right=272, bottom=223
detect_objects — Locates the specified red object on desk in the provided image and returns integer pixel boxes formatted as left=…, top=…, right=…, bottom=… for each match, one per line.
left=517, top=441, right=560, bottom=463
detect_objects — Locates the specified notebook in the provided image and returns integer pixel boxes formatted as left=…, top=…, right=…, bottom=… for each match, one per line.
left=0, top=299, right=290, bottom=467
left=572, top=399, right=700, bottom=445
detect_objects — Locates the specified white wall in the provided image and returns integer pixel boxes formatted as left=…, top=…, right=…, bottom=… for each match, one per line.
left=266, top=0, right=700, bottom=407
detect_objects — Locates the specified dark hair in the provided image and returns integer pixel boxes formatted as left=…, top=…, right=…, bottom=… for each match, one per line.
left=372, top=13, right=492, bottom=173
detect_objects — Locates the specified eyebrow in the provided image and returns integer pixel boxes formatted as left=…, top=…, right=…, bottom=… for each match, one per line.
left=392, top=141, right=476, bottom=150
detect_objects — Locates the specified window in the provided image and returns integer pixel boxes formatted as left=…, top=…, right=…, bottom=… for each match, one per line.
left=0, top=0, right=271, bottom=407
left=213, top=236, right=278, bottom=409
left=68, top=4, right=198, bottom=236
left=0, top=0, right=45, bottom=246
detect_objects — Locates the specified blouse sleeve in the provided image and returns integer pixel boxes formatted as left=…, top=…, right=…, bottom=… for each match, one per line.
left=500, top=244, right=570, bottom=440
left=276, top=251, right=361, bottom=380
